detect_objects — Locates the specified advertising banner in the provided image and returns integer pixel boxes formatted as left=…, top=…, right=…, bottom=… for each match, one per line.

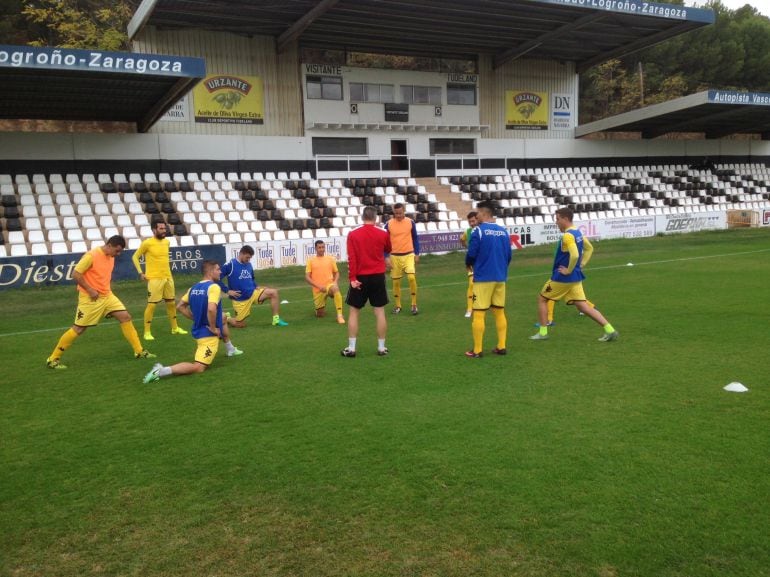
left=194, top=74, right=264, bottom=124
left=655, top=212, right=726, bottom=234
left=551, top=93, right=574, bottom=131
left=579, top=216, right=656, bottom=240
left=161, top=93, right=190, bottom=122
left=505, top=90, right=548, bottom=130
left=0, top=245, right=225, bottom=291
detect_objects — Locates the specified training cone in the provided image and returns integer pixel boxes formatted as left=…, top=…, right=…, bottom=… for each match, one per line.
left=723, top=382, right=749, bottom=393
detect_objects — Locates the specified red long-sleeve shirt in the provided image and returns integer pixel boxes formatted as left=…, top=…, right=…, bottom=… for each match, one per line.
left=347, top=223, right=392, bottom=281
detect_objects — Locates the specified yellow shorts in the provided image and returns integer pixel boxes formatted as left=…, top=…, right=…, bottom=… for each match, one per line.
left=312, top=283, right=336, bottom=310
left=540, top=280, right=587, bottom=304
left=390, top=254, right=416, bottom=278
left=231, top=288, right=266, bottom=321
left=472, top=281, right=506, bottom=310
left=146, top=277, right=175, bottom=302
left=75, top=292, right=127, bottom=327
left=194, top=336, right=220, bottom=365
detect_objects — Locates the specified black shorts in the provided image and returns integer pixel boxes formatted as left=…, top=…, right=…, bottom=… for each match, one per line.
left=346, top=273, right=389, bottom=309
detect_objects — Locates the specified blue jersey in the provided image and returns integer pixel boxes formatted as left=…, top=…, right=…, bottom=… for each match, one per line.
left=184, top=280, right=223, bottom=339
left=552, top=227, right=585, bottom=283
left=220, top=258, right=257, bottom=301
left=465, top=221, right=512, bottom=282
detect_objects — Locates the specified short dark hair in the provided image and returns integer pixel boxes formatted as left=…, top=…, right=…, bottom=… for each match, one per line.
left=392, top=202, right=404, bottom=211
left=555, top=207, right=574, bottom=221
left=240, top=245, right=255, bottom=256
left=202, top=259, right=219, bottom=275
left=476, top=201, right=494, bottom=216
left=467, top=211, right=477, bottom=219
left=362, top=206, right=377, bottom=222
left=106, top=235, right=126, bottom=248
left=151, top=219, right=166, bottom=230
left=314, top=240, right=325, bottom=247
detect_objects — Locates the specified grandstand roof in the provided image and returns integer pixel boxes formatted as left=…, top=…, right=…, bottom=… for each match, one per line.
left=575, top=90, right=770, bottom=139
left=0, top=44, right=205, bottom=133
left=128, top=0, right=714, bottom=72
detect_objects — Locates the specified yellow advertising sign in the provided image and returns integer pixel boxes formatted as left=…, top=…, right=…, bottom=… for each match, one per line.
left=505, top=90, right=548, bottom=130
left=194, top=74, right=264, bottom=124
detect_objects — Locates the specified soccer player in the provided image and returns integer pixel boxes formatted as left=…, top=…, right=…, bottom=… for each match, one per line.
left=384, top=203, right=420, bottom=315
left=219, top=245, right=288, bottom=328
left=305, top=239, right=345, bottom=323
left=530, top=207, right=618, bottom=342
left=132, top=220, right=187, bottom=341
left=341, top=206, right=392, bottom=357
left=46, top=235, right=155, bottom=369
left=143, top=260, right=239, bottom=383
left=464, top=201, right=512, bottom=358
left=460, top=210, right=478, bottom=318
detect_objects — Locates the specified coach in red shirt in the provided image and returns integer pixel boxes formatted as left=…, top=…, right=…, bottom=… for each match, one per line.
left=341, top=206, right=392, bottom=358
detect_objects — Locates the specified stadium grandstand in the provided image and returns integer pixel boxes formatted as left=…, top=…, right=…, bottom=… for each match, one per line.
left=1, top=0, right=769, bottom=286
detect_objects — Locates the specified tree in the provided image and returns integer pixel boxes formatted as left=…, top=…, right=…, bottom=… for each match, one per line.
left=580, top=0, right=770, bottom=122
left=20, top=0, right=133, bottom=50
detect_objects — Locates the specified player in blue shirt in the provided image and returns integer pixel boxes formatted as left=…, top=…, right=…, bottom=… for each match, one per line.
left=142, top=260, right=242, bottom=383
left=219, top=245, right=288, bottom=327
left=464, top=201, right=512, bottom=358
left=530, top=207, right=618, bottom=342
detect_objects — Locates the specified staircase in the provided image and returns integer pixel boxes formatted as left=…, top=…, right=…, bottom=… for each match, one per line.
left=415, top=177, right=473, bottom=220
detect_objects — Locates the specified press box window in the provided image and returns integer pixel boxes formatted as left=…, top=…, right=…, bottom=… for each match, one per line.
left=429, top=139, right=476, bottom=155
left=400, top=85, right=442, bottom=105
left=447, top=84, right=476, bottom=105
left=350, top=83, right=394, bottom=103
left=306, top=75, right=343, bottom=100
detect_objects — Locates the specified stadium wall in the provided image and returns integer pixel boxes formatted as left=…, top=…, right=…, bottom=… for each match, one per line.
left=5, top=210, right=766, bottom=290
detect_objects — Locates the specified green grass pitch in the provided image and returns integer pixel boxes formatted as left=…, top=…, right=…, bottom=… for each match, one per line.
left=1, top=228, right=769, bottom=577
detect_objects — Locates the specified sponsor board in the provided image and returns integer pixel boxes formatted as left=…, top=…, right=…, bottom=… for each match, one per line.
left=0, top=245, right=224, bottom=291
left=655, top=213, right=726, bottom=234
left=579, top=216, right=656, bottom=240
left=232, top=238, right=347, bottom=271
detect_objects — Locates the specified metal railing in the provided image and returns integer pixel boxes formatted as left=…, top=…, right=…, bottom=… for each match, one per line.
left=433, top=154, right=508, bottom=177
left=314, top=154, right=410, bottom=177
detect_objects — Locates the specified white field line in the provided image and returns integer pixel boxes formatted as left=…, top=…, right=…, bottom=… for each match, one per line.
left=1, top=247, right=767, bottom=339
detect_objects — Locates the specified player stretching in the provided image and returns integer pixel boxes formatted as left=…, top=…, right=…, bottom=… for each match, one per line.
left=530, top=207, right=618, bottom=342
left=220, top=245, right=288, bottom=328
left=46, top=235, right=155, bottom=369
left=143, top=260, right=240, bottom=383
left=305, top=240, right=345, bottom=323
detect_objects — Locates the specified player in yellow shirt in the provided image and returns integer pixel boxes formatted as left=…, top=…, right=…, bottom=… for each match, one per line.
left=46, top=235, right=155, bottom=369
left=305, top=240, right=345, bottom=324
left=132, top=220, right=187, bottom=341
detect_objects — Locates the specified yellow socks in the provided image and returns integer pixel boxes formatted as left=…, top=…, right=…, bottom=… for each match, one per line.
left=49, top=328, right=79, bottom=361
left=334, top=291, right=343, bottom=315
left=471, top=310, right=485, bottom=354
left=493, top=307, right=507, bottom=350
left=165, top=301, right=178, bottom=330
left=392, top=279, right=401, bottom=308
left=144, top=303, right=156, bottom=334
left=120, top=321, right=143, bottom=354
left=407, top=274, right=417, bottom=307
